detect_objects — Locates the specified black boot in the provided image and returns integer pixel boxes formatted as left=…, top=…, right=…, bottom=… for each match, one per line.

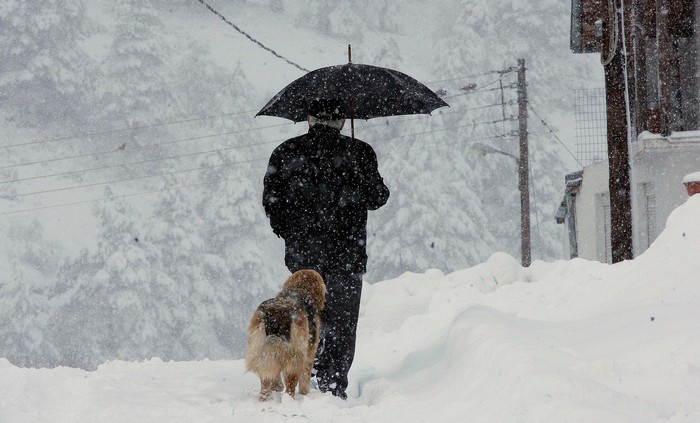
left=331, top=387, right=347, bottom=400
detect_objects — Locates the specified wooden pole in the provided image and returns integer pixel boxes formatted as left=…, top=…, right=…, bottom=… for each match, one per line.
left=517, top=59, right=531, bottom=267
left=604, top=0, right=634, bottom=263
left=656, top=0, right=673, bottom=136
left=630, top=0, right=643, bottom=136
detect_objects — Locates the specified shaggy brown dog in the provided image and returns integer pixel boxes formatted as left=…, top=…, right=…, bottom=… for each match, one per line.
left=246, top=269, right=326, bottom=401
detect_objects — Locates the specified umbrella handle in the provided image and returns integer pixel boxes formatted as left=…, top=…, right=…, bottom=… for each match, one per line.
left=350, top=97, right=355, bottom=140
left=348, top=44, right=354, bottom=140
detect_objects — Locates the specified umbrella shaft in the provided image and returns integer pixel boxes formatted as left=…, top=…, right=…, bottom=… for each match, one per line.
left=350, top=97, right=355, bottom=139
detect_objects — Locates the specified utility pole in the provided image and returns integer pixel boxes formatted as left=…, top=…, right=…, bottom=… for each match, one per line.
left=656, top=0, right=673, bottom=136
left=517, top=59, right=531, bottom=267
left=602, top=0, right=634, bottom=262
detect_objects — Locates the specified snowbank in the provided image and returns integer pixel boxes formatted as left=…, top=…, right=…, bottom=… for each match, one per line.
left=1, top=197, right=699, bottom=422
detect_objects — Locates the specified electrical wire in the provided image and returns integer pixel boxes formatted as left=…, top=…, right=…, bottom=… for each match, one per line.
left=528, top=103, right=583, bottom=167
left=1, top=67, right=514, bottom=153
left=0, top=131, right=516, bottom=217
left=442, top=83, right=518, bottom=99
left=0, top=109, right=258, bottom=151
left=0, top=122, right=290, bottom=173
left=7, top=155, right=264, bottom=200
left=528, top=163, right=543, bottom=262
left=1, top=118, right=517, bottom=204
left=428, top=66, right=517, bottom=85
left=1, top=68, right=521, bottom=211
left=0, top=177, right=221, bottom=217
left=2, top=99, right=509, bottom=180
left=195, top=0, right=309, bottom=72
left=0, top=137, right=276, bottom=186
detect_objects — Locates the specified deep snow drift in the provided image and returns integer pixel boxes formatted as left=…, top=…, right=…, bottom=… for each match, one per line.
left=1, top=196, right=699, bottom=422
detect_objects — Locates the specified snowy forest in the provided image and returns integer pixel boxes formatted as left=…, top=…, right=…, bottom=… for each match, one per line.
left=0, top=0, right=602, bottom=369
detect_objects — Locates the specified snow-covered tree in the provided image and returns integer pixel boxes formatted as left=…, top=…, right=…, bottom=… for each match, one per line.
left=0, top=220, right=60, bottom=367
left=432, top=0, right=597, bottom=263
left=196, top=146, right=276, bottom=355
left=98, top=0, right=177, bottom=151
left=146, top=173, right=231, bottom=359
left=49, top=190, right=190, bottom=370
left=0, top=0, right=96, bottom=127
left=293, top=0, right=402, bottom=39
left=0, top=0, right=604, bottom=369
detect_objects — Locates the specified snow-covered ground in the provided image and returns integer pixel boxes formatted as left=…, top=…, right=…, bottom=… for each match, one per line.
left=2, top=195, right=699, bottom=422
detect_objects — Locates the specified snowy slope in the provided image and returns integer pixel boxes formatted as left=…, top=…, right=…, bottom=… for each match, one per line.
left=2, top=196, right=698, bottom=422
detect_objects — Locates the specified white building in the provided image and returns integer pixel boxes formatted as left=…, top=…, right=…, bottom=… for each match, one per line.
left=557, top=131, right=700, bottom=263
left=566, top=0, right=699, bottom=262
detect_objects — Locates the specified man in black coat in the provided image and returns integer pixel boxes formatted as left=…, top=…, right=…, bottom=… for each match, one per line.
left=262, top=98, right=390, bottom=399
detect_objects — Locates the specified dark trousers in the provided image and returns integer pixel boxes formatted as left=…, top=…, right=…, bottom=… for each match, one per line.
left=313, top=271, right=363, bottom=394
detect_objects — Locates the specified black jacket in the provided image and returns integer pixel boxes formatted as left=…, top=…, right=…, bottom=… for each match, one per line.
left=263, top=124, right=389, bottom=274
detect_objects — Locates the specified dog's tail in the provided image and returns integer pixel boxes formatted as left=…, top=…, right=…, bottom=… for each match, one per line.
left=246, top=298, right=309, bottom=378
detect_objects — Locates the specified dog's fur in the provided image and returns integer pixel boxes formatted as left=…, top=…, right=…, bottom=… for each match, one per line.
left=246, top=269, right=326, bottom=401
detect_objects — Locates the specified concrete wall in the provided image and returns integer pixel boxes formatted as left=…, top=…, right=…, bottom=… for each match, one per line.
left=575, top=160, right=610, bottom=262
left=568, top=133, right=700, bottom=263
left=632, top=133, right=700, bottom=254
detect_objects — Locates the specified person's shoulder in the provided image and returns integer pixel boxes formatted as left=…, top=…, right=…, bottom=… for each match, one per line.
left=341, top=134, right=375, bottom=151
left=272, top=133, right=309, bottom=154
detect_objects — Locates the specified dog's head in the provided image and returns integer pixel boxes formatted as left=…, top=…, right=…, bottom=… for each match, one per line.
left=281, top=269, right=326, bottom=311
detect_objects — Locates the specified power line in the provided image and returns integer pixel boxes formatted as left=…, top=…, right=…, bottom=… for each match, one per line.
left=6, top=155, right=265, bottom=200
left=355, top=101, right=508, bottom=130
left=1, top=68, right=513, bottom=152
left=0, top=121, right=290, bottom=173
left=442, top=83, right=518, bottom=99
left=195, top=0, right=309, bottom=72
left=2, top=119, right=515, bottom=202
left=0, top=130, right=516, bottom=217
left=0, top=176, right=226, bottom=217
left=528, top=164, right=543, bottom=262
left=528, top=103, right=583, bottom=167
left=0, top=137, right=277, bottom=186
left=427, top=66, right=517, bottom=85
left=0, top=109, right=258, bottom=151
left=1, top=76, right=518, bottom=200
left=1, top=100, right=506, bottom=178
left=3, top=109, right=513, bottom=190
left=412, top=133, right=516, bottom=153
left=0, top=86, right=459, bottom=157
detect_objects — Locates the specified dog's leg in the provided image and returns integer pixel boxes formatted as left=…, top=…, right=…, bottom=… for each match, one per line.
left=298, top=356, right=313, bottom=395
left=259, top=377, right=275, bottom=401
left=298, top=374, right=310, bottom=395
left=271, top=375, right=284, bottom=392
left=284, top=372, right=299, bottom=398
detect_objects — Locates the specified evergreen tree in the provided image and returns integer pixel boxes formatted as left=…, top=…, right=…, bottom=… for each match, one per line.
left=0, top=0, right=95, bottom=127
left=431, top=0, right=598, bottom=263
left=50, top=190, right=187, bottom=369
left=98, top=0, right=176, bottom=152
left=147, top=173, right=230, bottom=359
left=366, top=114, right=498, bottom=281
left=197, top=146, right=276, bottom=356
left=293, top=0, right=401, bottom=39
left=0, top=220, right=59, bottom=367
left=0, top=0, right=604, bottom=369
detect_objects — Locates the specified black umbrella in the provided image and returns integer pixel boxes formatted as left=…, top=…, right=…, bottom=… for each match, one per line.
left=256, top=47, right=448, bottom=135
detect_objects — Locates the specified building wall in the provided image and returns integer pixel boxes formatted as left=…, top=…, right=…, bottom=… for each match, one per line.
left=632, top=133, right=700, bottom=254
left=575, top=160, right=610, bottom=262
left=569, top=134, right=700, bottom=263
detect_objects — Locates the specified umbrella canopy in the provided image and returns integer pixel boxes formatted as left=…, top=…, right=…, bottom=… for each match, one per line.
left=256, top=63, right=448, bottom=122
